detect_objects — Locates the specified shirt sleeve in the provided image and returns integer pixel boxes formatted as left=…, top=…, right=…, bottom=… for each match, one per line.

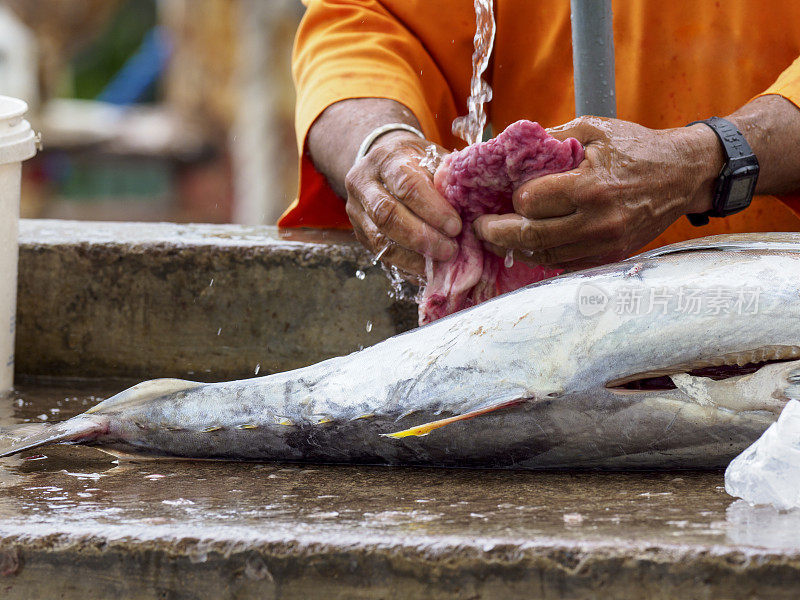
left=760, top=55, right=800, bottom=108
left=278, top=0, right=455, bottom=228
left=758, top=55, right=800, bottom=217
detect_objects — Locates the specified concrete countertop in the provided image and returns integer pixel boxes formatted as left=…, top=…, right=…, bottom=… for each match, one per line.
left=8, top=220, right=800, bottom=598
left=1, top=380, right=799, bottom=599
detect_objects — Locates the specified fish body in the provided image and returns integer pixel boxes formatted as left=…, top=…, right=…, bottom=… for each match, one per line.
left=4, top=233, right=800, bottom=468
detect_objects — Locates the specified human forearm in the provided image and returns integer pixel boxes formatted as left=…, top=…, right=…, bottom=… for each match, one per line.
left=307, top=98, right=421, bottom=198
left=631, top=95, right=800, bottom=220
left=676, top=94, right=800, bottom=215
left=727, top=94, right=800, bottom=195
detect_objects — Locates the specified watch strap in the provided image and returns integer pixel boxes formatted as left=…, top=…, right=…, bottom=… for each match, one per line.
left=685, top=116, right=758, bottom=226
left=688, top=116, right=754, bottom=161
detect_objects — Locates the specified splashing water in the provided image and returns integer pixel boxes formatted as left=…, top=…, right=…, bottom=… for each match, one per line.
left=371, top=243, right=392, bottom=266
left=419, top=144, right=443, bottom=175
left=417, top=0, right=496, bottom=300
left=451, top=0, right=496, bottom=146
left=386, top=265, right=406, bottom=299
left=396, top=2, right=496, bottom=297
left=381, top=264, right=417, bottom=302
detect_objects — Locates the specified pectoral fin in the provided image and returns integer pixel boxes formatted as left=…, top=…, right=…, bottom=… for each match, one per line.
left=383, top=398, right=526, bottom=439
left=0, top=415, right=108, bottom=458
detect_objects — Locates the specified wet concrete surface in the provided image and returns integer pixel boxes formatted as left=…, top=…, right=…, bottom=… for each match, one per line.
left=1, top=380, right=800, bottom=598
left=16, top=220, right=418, bottom=381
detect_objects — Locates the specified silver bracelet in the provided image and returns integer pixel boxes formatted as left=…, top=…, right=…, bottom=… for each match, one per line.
left=354, top=123, right=424, bottom=165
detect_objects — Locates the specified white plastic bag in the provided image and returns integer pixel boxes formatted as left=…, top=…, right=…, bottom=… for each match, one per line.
left=725, top=400, right=800, bottom=510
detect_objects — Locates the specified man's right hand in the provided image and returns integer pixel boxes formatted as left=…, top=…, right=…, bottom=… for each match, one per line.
left=344, top=131, right=462, bottom=279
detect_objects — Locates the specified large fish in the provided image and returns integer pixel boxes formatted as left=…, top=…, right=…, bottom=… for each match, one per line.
left=3, top=233, right=800, bottom=468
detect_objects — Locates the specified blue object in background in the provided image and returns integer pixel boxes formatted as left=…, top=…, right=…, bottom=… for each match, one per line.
left=97, top=26, right=172, bottom=106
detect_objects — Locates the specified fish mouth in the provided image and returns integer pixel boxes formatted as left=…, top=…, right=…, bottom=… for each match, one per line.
left=606, top=345, right=800, bottom=392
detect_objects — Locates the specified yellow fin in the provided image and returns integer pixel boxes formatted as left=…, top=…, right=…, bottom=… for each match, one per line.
left=351, top=413, right=375, bottom=421
left=383, top=399, right=525, bottom=439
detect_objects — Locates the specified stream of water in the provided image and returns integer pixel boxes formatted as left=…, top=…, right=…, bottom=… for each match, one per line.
left=376, top=0, right=498, bottom=293
left=451, top=0, right=496, bottom=146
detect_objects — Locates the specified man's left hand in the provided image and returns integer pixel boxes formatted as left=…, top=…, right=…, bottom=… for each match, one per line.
left=473, top=116, right=723, bottom=270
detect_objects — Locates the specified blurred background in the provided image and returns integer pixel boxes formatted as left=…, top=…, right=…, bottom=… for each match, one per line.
left=1, top=0, right=303, bottom=225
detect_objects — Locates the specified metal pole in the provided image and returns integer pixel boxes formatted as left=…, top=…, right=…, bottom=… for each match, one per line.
left=570, top=0, right=617, bottom=118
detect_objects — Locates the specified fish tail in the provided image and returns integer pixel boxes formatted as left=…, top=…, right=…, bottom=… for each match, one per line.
left=0, top=415, right=108, bottom=458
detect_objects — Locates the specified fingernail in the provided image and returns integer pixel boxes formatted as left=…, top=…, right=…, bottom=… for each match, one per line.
left=436, top=239, right=458, bottom=262
left=444, top=217, right=461, bottom=237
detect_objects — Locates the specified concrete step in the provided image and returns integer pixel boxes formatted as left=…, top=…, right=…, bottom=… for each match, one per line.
left=16, top=219, right=417, bottom=380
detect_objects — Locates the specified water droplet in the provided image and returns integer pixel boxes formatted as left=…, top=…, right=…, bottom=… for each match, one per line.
left=372, top=243, right=391, bottom=265
left=504, top=249, right=514, bottom=268
left=419, top=144, right=442, bottom=175
left=366, top=320, right=373, bottom=333
left=254, top=364, right=261, bottom=375
left=209, top=278, right=214, bottom=287
left=162, top=498, right=195, bottom=506
left=217, top=328, right=222, bottom=336
left=384, top=265, right=408, bottom=300
left=355, top=270, right=366, bottom=280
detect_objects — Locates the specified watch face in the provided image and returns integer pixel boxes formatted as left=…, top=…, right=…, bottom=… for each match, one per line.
left=729, top=176, right=754, bottom=204
left=727, top=173, right=757, bottom=211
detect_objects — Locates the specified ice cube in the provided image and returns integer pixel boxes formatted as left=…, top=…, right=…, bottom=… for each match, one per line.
left=725, top=400, right=800, bottom=510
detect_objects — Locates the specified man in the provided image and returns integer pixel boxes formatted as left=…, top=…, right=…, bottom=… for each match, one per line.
left=280, top=1, right=800, bottom=279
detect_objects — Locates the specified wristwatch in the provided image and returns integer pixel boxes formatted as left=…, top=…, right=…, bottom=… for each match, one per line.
left=685, top=116, right=760, bottom=227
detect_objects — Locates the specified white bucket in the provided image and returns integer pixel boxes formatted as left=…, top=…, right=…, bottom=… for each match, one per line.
left=0, top=96, right=37, bottom=394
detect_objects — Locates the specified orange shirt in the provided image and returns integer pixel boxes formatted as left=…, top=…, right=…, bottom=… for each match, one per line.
left=280, top=0, right=800, bottom=251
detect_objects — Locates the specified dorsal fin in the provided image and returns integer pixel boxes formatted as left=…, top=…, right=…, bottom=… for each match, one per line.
left=87, top=378, right=204, bottom=414
left=631, top=233, right=800, bottom=260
